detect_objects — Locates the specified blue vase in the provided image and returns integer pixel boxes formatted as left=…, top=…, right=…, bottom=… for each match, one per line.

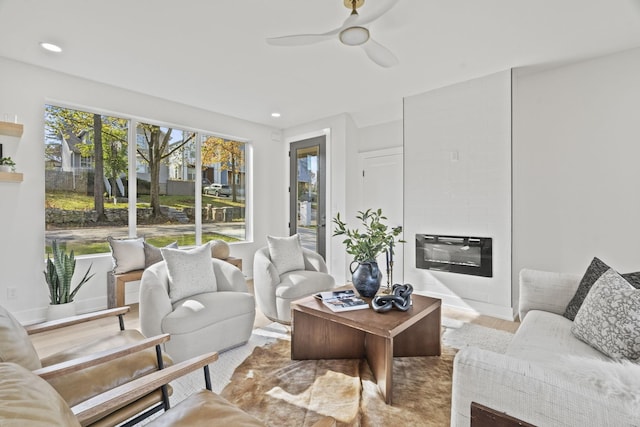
left=350, top=260, right=382, bottom=298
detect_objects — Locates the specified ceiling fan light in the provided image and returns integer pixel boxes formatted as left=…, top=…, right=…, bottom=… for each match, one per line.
left=339, top=26, right=369, bottom=46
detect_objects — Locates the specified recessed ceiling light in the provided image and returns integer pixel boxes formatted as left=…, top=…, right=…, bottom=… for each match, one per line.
left=40, top=42, right=62, bottom=53
left=271, top=112, right=281, bottom=118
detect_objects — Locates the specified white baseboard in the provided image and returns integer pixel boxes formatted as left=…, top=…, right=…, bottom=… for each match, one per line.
left=414, top=290, right=516, bottom=321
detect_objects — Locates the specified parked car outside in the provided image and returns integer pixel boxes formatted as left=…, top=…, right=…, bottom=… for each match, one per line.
left=204, top=183, right=231, bottom=197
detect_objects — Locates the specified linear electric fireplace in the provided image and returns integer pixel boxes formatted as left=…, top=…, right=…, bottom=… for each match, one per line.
left=416, top=234, right=492, bottom=277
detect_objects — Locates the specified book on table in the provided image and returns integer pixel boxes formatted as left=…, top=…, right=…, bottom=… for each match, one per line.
left=314, top=289, right=370, bottom=312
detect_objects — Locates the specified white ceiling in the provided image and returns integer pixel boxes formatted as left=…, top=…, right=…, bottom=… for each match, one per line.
left=1, top=0, right=640, bottom=129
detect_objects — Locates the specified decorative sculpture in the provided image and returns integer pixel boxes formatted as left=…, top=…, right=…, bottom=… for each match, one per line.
left=371, top=283, right=413, bottom=313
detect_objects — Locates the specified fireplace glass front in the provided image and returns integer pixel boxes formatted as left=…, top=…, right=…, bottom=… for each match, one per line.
left=415, top=234, right=492, bottom=277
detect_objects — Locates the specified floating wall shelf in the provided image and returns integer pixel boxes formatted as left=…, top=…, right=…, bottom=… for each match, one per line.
left=0, top=171, right=23, bottom=182
left=0, top=121, right=24, bottom=137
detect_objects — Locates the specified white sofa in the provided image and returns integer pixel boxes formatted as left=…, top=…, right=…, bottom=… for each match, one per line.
left=451, top=268, right=640, bottom=426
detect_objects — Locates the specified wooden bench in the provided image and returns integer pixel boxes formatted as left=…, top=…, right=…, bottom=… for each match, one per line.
left=107, top=257, right=243, bottom=308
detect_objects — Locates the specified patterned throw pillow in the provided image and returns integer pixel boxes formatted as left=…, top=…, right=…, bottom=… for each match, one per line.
left=267, top=234, right=305, bottom=275
left=161, top=242, right=217, bottom=303
left=571, top=268, right=640, bottom=360
left=563, top=257, right=640, bottom=321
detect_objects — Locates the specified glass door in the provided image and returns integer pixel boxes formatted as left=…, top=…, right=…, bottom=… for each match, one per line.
left=290, top=136, right=326, bottom=258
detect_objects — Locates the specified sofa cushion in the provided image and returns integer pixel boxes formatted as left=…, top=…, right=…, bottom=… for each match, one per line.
left=571, top=269, right=640, bottom=360
left=506, top=310, right=609, bottom=369
left=163, top=292, right=255, bottom=335
left=564, top=257, right=640, bottom=321
left=144, top=241, right=178, bottom=268
left=267, top=234, right=305, bottom=275
left=108, top=236, right=146, bottom=274
left=0, top=305, right=41, bottom=370
left=0, top=362, right=81, bottom=427
left=162, top=243, right=217, bottom=303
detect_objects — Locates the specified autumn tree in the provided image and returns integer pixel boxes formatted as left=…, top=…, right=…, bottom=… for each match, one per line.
left=136, top=124, right=195, bottom=218
left=201, top=137, right=245, bottom=202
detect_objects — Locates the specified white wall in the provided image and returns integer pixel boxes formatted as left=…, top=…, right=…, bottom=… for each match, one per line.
left=0, top=57, right=283, bottom=323
left=403, top=70, right=513, bottom=319
left=512, top=48, right=640, bottom=307
left=358, top=120, right=402, bottom=152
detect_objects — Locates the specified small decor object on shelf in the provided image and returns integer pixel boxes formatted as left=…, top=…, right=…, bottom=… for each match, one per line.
left=333, top=208, right=404, bottom=298
left=0, top=156, right=15, bottom=172
left=314, top=289, right=370, bottom=312
left=44, top=240, right=95, bottom=320
left=371, top=283, right=413, bottom=313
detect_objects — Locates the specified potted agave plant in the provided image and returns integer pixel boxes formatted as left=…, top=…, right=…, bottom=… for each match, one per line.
left=43, top=240, right=95, bottom=320
left=333, top=208, right=403, bottom=298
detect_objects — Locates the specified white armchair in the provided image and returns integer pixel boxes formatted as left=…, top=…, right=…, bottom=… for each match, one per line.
left=253, top=247, right=335, bottom=324
left=139, top=258, right=255, bottom=363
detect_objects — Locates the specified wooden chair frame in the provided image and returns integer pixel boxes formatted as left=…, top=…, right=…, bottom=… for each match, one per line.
left=25, top=306, right=173, bottom=426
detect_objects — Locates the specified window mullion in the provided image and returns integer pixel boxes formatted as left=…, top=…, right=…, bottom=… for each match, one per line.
left=128, top=119, right=138, bottom=238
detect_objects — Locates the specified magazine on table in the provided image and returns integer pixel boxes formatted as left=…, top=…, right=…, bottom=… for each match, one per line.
left=314, top=289, right=370, bottom=312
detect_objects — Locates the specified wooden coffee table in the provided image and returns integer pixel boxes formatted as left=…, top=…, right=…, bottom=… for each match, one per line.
left=290, top=289, right=441, bottom=404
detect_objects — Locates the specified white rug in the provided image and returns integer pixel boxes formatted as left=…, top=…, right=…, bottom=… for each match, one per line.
left=441, top=317, right=514, bottom=353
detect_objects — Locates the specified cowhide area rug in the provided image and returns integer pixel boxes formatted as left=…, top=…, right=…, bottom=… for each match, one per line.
left=220, top=339, right=458, bottom=427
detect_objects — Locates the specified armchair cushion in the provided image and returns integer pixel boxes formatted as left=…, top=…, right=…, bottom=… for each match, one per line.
left=162, top=292, right=255, bottom=335
left=0, top=362, right=80, bottom=427
left=162, top=243, right=217, bottom=303
left=563, top=257, right=640, bottom=321
left=144, top=241, right=178, bottom=268
left=277, top=271, right=337, bottom=300
left=41, top=329, right=173, bottom=407
left=267, top=234, right=305, bottom=275
left=0, top=305, right=41, bottom=370
left=146, top=389, right=264, bottom=427
left=108, top=236, right=146, bottom=274
left=571, top=269, right=640, bottom=360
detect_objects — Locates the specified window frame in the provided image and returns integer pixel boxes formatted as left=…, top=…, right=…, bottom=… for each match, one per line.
left=44, top=103, right=252, bottom=254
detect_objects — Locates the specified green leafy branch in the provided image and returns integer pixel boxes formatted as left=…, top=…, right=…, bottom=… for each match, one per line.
left=333, top=208, right=404, bottom=262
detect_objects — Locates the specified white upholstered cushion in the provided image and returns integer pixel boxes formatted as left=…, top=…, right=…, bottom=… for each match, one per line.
left=108, top=236, right=145, bottom=274
left=267, top=234, right=305, bottom=275
left=162, top=242, right=217, bottom=303
left=506, top=310, right=609, bottom=368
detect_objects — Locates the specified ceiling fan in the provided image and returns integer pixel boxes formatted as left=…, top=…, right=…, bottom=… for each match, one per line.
left=266, top=0, right=400, bottom=68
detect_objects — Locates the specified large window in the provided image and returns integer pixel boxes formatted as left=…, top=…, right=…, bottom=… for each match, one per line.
left=44, top=105, right=248, bottom=255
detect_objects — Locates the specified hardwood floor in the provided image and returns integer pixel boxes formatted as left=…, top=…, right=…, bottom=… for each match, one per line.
left=442, top=306, right=520, bottom=333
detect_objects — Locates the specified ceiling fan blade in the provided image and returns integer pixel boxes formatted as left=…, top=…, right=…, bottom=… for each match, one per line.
left=361, top=38, right=399, bottom=68
left=266, top=21, right=347, bottom=47
left=357, top=0, right=400, bottom=27
left=266, top=31, right=338, bottom=46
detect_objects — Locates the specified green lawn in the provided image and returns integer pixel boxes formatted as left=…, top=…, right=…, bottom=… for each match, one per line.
left=45, top=191, right=244, bottom=256
left=45, top=191, right=244, bottom=209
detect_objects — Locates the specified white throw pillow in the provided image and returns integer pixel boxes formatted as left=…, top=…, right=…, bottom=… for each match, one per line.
left=571, top=268, right=640, bottom=360
left=161, top=242, right=217, bottom=303
left=267, top=234, right=305, bottom=275
left=107, top=236, right=145, bottom=274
